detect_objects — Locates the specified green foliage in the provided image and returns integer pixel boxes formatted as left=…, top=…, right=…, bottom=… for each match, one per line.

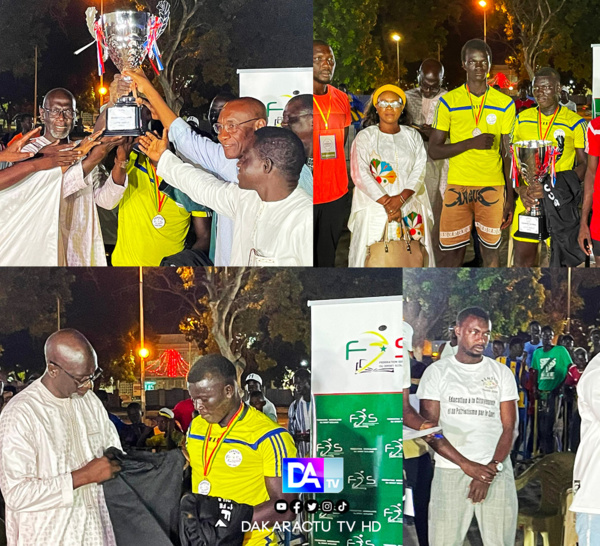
left=146, top=268, right=310, bottom=383
left=493, top=0, right=593, bottom=81
left=314, top=0, right=386, bottom=92
left=404, top=269, right=546, bottom=349
left=0, top=269, right=74, bottom=338
left=0, top=0, right=69, bottom=77
left=313, top=0, right=462, bottom=93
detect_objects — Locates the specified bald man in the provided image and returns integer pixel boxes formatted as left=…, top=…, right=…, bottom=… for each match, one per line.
left=124, top=69, right=270, bottom=266
left=405, top=59, right=448, bottom=264
left=0, top=329, right=122, bottom=545
left=0, top=88, right=127, bottom=266
left=282, top=94, right=313, bottom=197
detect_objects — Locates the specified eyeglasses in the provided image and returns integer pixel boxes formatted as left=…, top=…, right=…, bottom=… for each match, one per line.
left=42, top=108, right=76, bottom=119
left=377, top=100, right=403, bottom=109
left=276, top=113, right=313, bottom=127
left=49, top=360, right=102, bottom=388
left=213, top=118, right=260, bottom=135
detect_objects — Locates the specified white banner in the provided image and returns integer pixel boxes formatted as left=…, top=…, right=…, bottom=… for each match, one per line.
left=308, top=296, right=404, bottom=395
left=237, top=67, right=312, bottom=127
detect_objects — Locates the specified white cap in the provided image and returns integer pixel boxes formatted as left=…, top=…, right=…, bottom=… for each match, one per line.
left=158, top=407, right=174, bottom=419
left=245, top=373, right=262, bottom=385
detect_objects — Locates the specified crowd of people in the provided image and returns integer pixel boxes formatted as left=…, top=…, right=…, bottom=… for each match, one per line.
left=0, top=329, right=314, bottom=545
left=403, top=309, right=600, bottom=546
left=314, top=37, right=600, bottom=268
left=0, top=71, right=313, bottom=267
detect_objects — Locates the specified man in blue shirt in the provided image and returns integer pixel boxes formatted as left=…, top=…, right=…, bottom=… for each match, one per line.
left=523, top=321, right=542, bottom=366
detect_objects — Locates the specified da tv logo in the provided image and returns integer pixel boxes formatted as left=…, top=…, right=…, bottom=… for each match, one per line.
left=282, top=458, right=344, bottom=493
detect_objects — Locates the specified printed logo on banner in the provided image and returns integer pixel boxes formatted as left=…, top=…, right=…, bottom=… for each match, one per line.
left=383, top=503, right=403, bottom=523
left=282, top=458, right=344, bottom=493
left=345, top=324, right=401, bottom=375
left=346, top=535, right=375, bottom=546
left=317, top=438, right=344, bottom=457
left=347, top=470, right=377, bottom=490
left=349, top=408, right=379, bottom=428
left=384, top=439, right=403, bottom=458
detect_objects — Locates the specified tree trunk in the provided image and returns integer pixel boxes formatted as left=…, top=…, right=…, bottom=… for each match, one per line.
left=157, top=73, right=182, bottom=115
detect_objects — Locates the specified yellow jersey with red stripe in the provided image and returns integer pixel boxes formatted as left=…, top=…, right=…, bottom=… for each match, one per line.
left=187, top=404, right=296, bottom=546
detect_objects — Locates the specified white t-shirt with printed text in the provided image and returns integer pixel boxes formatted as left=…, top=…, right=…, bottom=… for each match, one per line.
left=417, top=355, right=519, bottom=469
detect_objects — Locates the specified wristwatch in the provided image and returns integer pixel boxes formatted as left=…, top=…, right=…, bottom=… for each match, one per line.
left=492, top=460, right=504, bottom=472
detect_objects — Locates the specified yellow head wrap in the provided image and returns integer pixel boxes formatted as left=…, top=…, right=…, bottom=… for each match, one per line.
left=373, top=84, right=407, bottom=106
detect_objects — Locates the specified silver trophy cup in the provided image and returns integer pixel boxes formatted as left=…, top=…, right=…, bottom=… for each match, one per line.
left=86, top=3, right=169, bottom=136
left=512, top=140, right=554, bottom=241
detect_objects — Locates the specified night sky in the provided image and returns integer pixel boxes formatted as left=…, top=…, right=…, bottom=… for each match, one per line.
left=2, top=0, right=312, bottom=113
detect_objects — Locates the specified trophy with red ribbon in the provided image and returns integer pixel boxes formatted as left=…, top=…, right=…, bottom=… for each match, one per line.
left=511, top=140, right=558, bottom=241
left=84, top=2, right=169, bottom=136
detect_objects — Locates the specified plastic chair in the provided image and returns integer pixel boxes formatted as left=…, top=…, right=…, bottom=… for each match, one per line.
left=515, top=452, right=575, bottom=546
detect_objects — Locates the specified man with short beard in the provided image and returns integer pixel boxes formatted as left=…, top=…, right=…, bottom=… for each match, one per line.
left=405, top=59, right=448, bottom=264
left=0, top=88, right=127, bottom=266
left=417, top=307, right=518, bottom=546
left=0, top=329, right=122, bottom=545
left=510, top=67, right=587, bottom=266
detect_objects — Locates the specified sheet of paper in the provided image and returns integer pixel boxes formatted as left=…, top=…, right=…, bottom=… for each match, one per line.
left=403, top=425, right=442, bottom=441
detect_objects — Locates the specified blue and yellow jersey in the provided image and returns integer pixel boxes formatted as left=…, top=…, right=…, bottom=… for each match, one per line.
left=512, top=106, right=587, bottom=172
left=187, top=404, right=296, bottom=546
left=432, top=85, right=516, bottom=187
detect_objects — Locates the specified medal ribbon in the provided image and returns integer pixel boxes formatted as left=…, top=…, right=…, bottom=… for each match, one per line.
left=148, top=162, right=168, bottom=214
left=537, top=106, right=560, bottom=141
left=466, top=85, right=489, bottom=129
left=202, top=402, right=245, bottom=477
left=313, top=95, right=332, bottom=130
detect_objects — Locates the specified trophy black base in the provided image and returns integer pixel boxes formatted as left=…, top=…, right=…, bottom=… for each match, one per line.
left=514, top=213, right=549, bottom=242
left=104, top=101, right=144, bottom=137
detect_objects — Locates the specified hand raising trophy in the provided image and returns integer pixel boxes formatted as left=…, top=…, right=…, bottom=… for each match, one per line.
left=512, top=140, right=556, bottom=241
left=85, top=2, right=169, bottom=136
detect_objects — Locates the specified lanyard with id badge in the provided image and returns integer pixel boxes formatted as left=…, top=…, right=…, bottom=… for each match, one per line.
left=314, top=95, right=337, bottom=160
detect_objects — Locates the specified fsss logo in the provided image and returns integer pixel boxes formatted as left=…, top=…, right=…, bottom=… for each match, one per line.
left=282, top=458, right=344, bottom=493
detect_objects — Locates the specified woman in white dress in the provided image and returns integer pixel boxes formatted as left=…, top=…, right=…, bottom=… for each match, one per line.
left=348, top=84, right=435, bottom=267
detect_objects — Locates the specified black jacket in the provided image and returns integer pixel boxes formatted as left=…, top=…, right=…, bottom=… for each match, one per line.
left=103, top=448, right=186, bottom=546
left=542, top=170, right=586, bottom=267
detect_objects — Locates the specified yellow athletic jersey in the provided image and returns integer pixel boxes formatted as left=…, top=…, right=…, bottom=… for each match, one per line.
left=432, top=85, right=516, bottom=187
left=510, top=107, right=586, bottom=241
left=112, top=152, right=208, bottom=267
left=187, top=404, right=297, bottom=546
left=512, top=105, right=587, bottom=172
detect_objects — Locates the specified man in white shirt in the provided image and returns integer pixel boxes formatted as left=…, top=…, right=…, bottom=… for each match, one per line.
left=244, top=373, right=278, bottom=423
left=570, top=352, right=600, bottom=544
left=417, top=307, right=519, bottom=546
left=139, top=126, right=312, bottom=266
left=0, top=88, right=127, bottom=266
left=0, top=329, right=122, bottom=545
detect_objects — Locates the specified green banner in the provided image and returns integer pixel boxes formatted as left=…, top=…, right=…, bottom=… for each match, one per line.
left=311, top=393, right=403, bottom=546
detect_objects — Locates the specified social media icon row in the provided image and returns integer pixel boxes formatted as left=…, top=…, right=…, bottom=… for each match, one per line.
left=274, top=499, right=350, bottom=514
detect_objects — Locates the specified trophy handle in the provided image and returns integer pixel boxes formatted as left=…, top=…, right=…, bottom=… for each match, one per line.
left=156, top=1, right=170, bottom=38
left=85, top=7, right=98, bottom=39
